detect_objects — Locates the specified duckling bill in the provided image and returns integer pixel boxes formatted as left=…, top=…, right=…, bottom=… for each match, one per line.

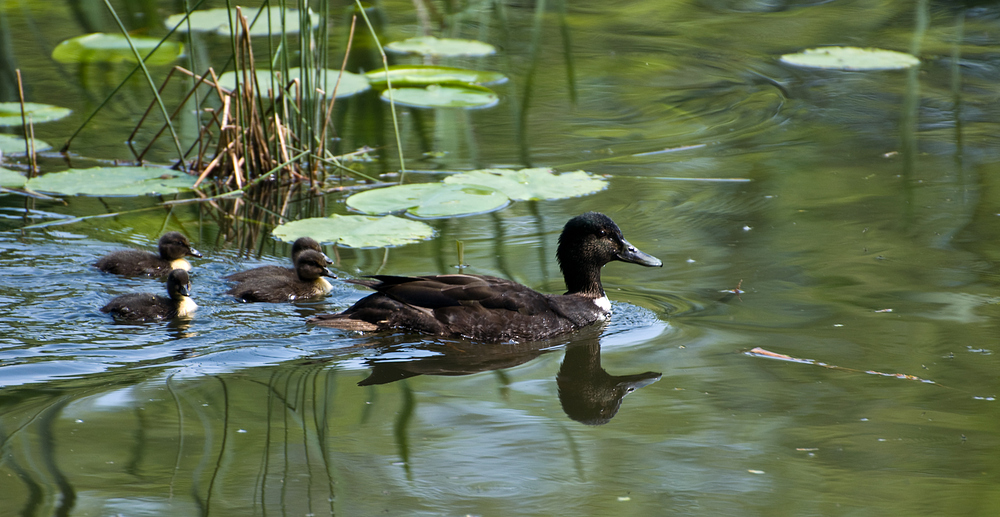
left=226, top=249, right=337, bottom=303
left=95, top=232, right=202, bottom=277
left=223, top=237, right=332, bottom=283
left=101, top=269, right=197, bottom=321
left=308, top=212, right=662, bottom=342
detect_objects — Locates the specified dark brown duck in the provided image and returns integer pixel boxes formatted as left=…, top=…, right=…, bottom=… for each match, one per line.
left=95, top=232, right=202, bottom=277
left=227, top=249, right=337, bottom=303
left=308, top=212, right=662, bottom=343
left=101, top=269, right=197, bottom=321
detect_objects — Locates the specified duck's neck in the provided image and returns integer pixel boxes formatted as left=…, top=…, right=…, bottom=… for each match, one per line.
left=169, top=258, right=192, bottom=271
left=561, top=263, right=606, bottom=298
left=175, top=296, right=198, bottom=317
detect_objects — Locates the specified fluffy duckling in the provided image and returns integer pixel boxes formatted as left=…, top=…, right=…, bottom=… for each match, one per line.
left=227, top=250, right=336, bottom=303
left=223, top=237, right=332, bottom=283
left=101, top=269, right=197, bottom=321
left=95, top=232, right=202, bottom=277
left=308, top=212, right=662, bottom=342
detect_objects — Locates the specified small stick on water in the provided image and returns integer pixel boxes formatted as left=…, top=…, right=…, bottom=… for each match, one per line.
left=456, top=240, right=467, bottom=269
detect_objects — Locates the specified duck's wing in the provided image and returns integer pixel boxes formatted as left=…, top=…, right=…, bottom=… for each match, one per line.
left=222, top=265, right=295, bottom=282
left=315, top=274, right=591, bottom=342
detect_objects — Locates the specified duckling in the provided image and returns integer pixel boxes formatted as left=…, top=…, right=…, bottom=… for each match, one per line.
left=308, top=212, right=662, bottom=342
left=223, top=237, right=332, bottom=283
left=95, top=232, right=202, bottom=277
left=227, top=250, right=337, bottom=303
left=101, top=269, right=197, bottom=321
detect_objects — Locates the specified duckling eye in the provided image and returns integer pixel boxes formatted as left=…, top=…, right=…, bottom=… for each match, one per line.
left=598, top=230, right=607, bottom=237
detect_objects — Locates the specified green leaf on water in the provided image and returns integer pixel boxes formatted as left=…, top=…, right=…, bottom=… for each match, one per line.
left=273, top=214, right=435, bottom=248
left=217, top=68, right=370, bottom=98
left=0, top=102, right=72, bottom=126
left=385, top=36, right=496, bottom=57
left=165, top=7, right=318, bottom=36
left=25, top=166, right=198, bottom=196
left=779, top=47, right=919, bottom=70
left=443, top=168, right=608, bottom=201
left=0, top=134, right=51, bottom=154
left=382, top=85, right=499, bottom=109
left=365, top=65, right=506, bottom=88
left=346, top=183, right=509, bottom=218
left=52, top=33, right=183, bottom=65
left=0, top=167, right=26, bottom=188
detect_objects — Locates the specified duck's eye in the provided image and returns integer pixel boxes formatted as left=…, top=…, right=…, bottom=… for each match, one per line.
left=598, top=230, right=607, bottom=237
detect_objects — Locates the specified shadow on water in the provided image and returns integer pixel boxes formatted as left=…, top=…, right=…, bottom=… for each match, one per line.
left=0, top=314, right=666, bottom=516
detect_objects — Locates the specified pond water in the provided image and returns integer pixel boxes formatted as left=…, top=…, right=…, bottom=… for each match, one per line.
left=4, top=0, right=1000, bottom=515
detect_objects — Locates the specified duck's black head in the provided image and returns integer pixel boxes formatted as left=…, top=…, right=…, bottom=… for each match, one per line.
left=291, top=237, right=332, bottom=265
left=295, top=250, right=338, bottom=281
left=557, top=212, right=662, bottom=296
left=158, top=232, right=202, bottom=260
left=165, top=269, right=192, bottom=300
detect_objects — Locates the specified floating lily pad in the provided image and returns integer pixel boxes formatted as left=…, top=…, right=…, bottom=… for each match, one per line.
left=0, top=167, right=26, bottom=188
left=346, top=183, right=509, bottom=218
left=0, top=134, right=51, bottom=154
left=26, top=166, right=197, bottom=196
left=166, top=7, right=318, bottom=36
left=0, top=103, right=72, bottom=127
left=273, top=214, right=435, bottom=248
left=52, top=33, right=183, bottom=65
left=443, top=168, right=608, bottom=201
left=382, top=85, right=498, bottom=109
left=385, top=36, right=496, bottom=57
left=365, top=65, right=506, bottom=88
left=218, top=68, right=370, bottom=98
left=780, top=47, right=919, bottom=70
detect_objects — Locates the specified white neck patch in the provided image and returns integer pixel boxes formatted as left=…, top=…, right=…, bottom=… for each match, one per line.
left=593, top=295, right=612, bottom=313
left=169, top=258, right=192, bottom=271
left=176, top=296, right=198, bottom=317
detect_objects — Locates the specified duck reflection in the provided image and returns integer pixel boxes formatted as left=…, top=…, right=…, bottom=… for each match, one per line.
left=356, top=331, right=661, bottom=425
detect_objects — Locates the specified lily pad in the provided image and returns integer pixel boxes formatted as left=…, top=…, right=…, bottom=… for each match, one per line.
left=0, top=134, right=51, bottom=154
left=385, top=36, right=496, bottom=57
left=26, top=166, right=197, bottom=196
left=780, top=47, right=919, bottom=70
left=346, top=183, right=509, bottom=218
left=217, top=68, right=370, bottom=98
left=0, top=167, right=26, bottom=188
left=52, top=33, right=183, bottom=65
left=273, top=214, right=435, bottom=248
left=382, top=85, right=498, bottom=109
left=166, top=7, right=318, bottom=37
left=443, top=168, right=608, bottom=201
left=0, top=103, right=72, bottom=127
left=365, top=65, right=506, bottom=88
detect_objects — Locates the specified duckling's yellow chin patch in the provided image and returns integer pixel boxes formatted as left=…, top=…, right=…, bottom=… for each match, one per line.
left=176, top=297, right=198, bottom=317
left=169, top=258, right=192, bottom=271
left=315, top=277, right=334, bottom=294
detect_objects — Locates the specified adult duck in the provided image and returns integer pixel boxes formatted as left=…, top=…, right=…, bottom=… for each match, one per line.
left=227, top=249, right=337, bottom=303
left=101, top=269, right=197, bottom=321
left=223, top=237, right=332, bottom=283
left=95, top=232, right=202, bottom=277
left=308, top=212, right=662, bottom=342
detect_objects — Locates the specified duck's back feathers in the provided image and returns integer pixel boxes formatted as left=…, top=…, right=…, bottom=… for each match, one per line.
left=309, top=274, right=604, bottom=342
left=101, top=293, right=179, bottom=321
left=223, top=265, right=295, bottom=283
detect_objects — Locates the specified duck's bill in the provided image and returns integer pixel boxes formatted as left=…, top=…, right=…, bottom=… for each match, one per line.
left=188, top=247, right=203, bottom=258
left=618, top=240, right=663, bottom=267
left=322, top=267, right=338, bottom=279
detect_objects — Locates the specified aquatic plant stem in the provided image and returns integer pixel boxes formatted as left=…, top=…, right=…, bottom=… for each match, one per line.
left=354, top=0, right=407, bottom=181
left=14, top=70, right=37, bottom=178
left=102, top=0, right=187, bottom=170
